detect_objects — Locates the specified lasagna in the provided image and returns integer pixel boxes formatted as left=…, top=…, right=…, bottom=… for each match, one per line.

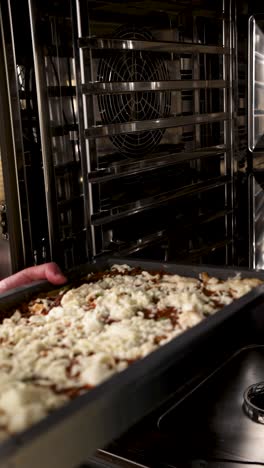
left=0, top=264, right=261, bottom=439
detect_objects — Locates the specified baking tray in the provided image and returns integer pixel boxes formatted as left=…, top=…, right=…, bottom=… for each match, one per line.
left=0, top=259, right=264, bottom=468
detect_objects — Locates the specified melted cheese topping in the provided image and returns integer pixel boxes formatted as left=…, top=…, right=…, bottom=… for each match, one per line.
left=0, top=265, right=261, bottom=438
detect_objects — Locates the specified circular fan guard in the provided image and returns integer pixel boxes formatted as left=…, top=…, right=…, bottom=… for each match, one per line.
left=97, top=26, right=171, bottom=157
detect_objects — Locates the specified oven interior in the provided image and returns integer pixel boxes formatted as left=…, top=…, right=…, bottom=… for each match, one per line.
left=0, top=0, right=252, bottom=272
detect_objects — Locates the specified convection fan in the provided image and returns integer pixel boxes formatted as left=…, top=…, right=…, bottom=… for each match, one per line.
left=97, top=26, right=171, bottom=157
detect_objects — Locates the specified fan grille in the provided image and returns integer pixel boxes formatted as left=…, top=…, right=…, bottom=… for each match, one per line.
left=97, top=26, right=171, bottom=157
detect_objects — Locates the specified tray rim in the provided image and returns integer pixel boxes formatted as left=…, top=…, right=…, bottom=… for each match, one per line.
left=1, top=258, right=264, bottom=308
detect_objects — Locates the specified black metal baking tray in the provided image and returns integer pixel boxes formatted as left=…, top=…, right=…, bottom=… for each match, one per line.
left=0, top=259, right=264, bottom=468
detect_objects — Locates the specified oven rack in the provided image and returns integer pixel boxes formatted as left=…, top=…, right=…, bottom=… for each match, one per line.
left=108, top=208, right=233, bottom=259
left=79, top=37, right=229, bottom=55
left=25, top=0, right=236, bottom=267
left=88, top=145, right=227, bottom=183
left=82, top=80, right=228, bottom=95
left=84, top=113, right=229, bottom=139
left=91, top=176, right=231, bottom=225
left=73, top=0, right=234, bottom=263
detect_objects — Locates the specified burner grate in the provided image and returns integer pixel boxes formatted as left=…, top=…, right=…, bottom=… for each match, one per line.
left=243, top=382, right=264, bottom=424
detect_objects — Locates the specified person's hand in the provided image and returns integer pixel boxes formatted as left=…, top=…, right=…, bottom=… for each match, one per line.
left=0, top=262, right=67, bottom=294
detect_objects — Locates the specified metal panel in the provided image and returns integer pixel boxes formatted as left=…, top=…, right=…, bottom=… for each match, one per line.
left=0, top=0, right=26, bottom=274
left=248, top=15, right=264, bottom=152
left=250, top=173, right=264, bottom=270
left=223, top=0, right=235, bottom=264
left=27, top=0, right=91, bottom=268
left=28, top=0, right=61, bottom=262
left=71, top=0, right=96, bottom=258
left=158, top=346, right=264, bottom=463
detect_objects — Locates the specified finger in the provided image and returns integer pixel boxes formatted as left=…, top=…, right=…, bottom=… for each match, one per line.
left=0, top=271, right=35, bottom=293
left=21, top=263, right=67, bottom=285
left=0, top=263, right=67, bottom=293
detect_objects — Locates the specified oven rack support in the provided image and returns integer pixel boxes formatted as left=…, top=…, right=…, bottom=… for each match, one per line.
left=24, top=0, right=238, bottom=267
left=72, top=0, right=236, bottom=263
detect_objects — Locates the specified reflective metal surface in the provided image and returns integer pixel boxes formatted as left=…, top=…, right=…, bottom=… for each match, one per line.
left=86, top=113, right=229, bottom=139
left=0, top=0, right=26, bottom=274
left=79, top=37, right=229, bottom=55
left=86, top=449, right=149, bottom=468
left=248, top=15, right=264, bottom=152
left=82, top=80, right=228, bottom=95
left=159, top=346, right=264, bottom=463
left=25, top=0, right=239, bottom=266
left=250, top=173, right=264, bottom=270
left=27, top=0, right=90, bottom=268
left=28, top=0, right=60, bottom=262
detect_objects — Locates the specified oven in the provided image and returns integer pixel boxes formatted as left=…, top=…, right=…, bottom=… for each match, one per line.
left=0, top=0, right=252, bottom=276
left=1, top=0, right=264, bottom=467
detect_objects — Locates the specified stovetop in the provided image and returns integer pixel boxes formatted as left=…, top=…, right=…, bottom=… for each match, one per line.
left=158, top=345, right=264, bottom=465
left=98, top=346, right=264, bottom=468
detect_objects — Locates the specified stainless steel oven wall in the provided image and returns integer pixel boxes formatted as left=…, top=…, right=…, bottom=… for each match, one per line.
left=233, top=0, right=250, bottom=268
left=249, top=173, right=264, bottom=269
left=28, top=0, right=243, bottom=268
left=248, top=13, right=264, bottom=270
left=0, top=0, right=27, bottom=277
left=28, top=0, right=91, bottom=269
left=0, top=0, right=52, bottom=275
